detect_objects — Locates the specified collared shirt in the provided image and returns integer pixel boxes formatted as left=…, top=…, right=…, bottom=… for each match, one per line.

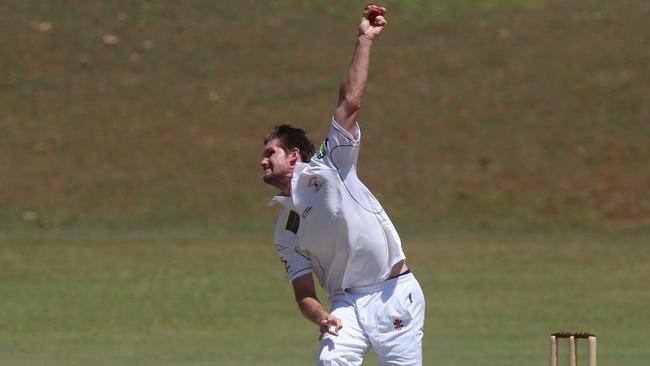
left=270, top=118, right=405, bottom=294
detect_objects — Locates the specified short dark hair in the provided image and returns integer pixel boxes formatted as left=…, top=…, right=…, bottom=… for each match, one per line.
left=264, top=124, right=315, bottom=162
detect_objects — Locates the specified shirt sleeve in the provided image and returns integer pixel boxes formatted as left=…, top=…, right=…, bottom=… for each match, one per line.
left=310, top=117, right=361, bottom=179
left=273, top=208, right=312, bottom=282
left=276, top=241, right=313, bottom=283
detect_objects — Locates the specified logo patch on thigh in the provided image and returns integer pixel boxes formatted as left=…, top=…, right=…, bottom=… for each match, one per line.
left=393, top=319, right=403, bottom=330
left=393, top=318, right=410, bottom=330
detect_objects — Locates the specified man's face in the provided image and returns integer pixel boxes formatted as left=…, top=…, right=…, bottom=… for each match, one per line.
left=260, top=138, right=295, bottom=188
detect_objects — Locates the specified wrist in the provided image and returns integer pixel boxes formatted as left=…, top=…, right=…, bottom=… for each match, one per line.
left=316, top=311, right=330, bottom=323
left=358, top=34, right=375, bottom=42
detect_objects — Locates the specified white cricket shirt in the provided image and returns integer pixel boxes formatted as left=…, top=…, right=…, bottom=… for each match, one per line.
left=270, top=118, right=405, bottom=294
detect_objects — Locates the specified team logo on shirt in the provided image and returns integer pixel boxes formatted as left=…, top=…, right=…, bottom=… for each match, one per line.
left=393, top=319, right=403, bottom=331
left=315, top=138, right=328, bottom=159
left=308, top=176, right=322, bottom=192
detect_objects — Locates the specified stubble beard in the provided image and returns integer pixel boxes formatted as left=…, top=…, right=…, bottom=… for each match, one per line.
left=263, top=169, right=282, bottom=187
left=263, top=174, right=275, bottom=185
left=263, top=167, right=291, bottom=193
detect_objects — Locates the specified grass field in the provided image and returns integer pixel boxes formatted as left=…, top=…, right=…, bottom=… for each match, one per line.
left=2, top=0, right=648, bottom=233
left=1, top=0, right=649, bottom=364
left=1, top=233, right=649, bottom=365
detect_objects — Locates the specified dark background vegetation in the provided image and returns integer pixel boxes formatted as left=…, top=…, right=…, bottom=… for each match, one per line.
left=2, top=0, right=648, bottom=236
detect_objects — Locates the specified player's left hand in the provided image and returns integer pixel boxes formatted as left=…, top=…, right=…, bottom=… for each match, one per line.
left=359, top=4, right=387, bottom=40
left=319, top=314, right=343, bottom=340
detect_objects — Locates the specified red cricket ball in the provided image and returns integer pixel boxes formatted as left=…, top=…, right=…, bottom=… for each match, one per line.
left=366, top=3, right=385, bottom=24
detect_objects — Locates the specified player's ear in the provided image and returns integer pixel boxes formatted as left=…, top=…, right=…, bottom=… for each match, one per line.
left=289, top=147, right=301, bottom=165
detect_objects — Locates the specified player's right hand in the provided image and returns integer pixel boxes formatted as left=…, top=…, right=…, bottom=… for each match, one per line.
left=319, top=314, right=343, bottom=339
left=359, top=4, right=387, bottom=40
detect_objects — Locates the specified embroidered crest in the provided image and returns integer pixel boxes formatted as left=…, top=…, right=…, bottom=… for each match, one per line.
left=393, top=319, right=403, bottom=331
left=308, top=176, right=322, bottom=192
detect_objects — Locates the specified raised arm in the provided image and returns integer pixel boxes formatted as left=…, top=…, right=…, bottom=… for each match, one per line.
left=334, top=4, right=387, bottom=135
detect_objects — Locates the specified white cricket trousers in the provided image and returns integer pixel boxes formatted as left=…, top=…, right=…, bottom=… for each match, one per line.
left=317, top=272, right=425, bottom=366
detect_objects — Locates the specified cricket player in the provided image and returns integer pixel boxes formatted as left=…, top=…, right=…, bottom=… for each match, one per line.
left=260, top=5, right=425, bottom=365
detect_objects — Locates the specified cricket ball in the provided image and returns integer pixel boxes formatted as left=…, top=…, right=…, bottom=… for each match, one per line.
left=366, top=3, right=385, bottom=24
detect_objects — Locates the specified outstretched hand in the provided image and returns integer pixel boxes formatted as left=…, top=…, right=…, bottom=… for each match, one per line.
left=359, top=4, right=387, bottom=40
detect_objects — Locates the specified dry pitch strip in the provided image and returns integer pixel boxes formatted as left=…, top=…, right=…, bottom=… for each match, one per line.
left=550, top=332, right=596, bottom=366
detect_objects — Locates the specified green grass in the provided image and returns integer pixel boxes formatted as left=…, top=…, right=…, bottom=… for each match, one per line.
left=1, top=1, right=648, bottom=364
left=1, top=233, right=648, bottom=365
